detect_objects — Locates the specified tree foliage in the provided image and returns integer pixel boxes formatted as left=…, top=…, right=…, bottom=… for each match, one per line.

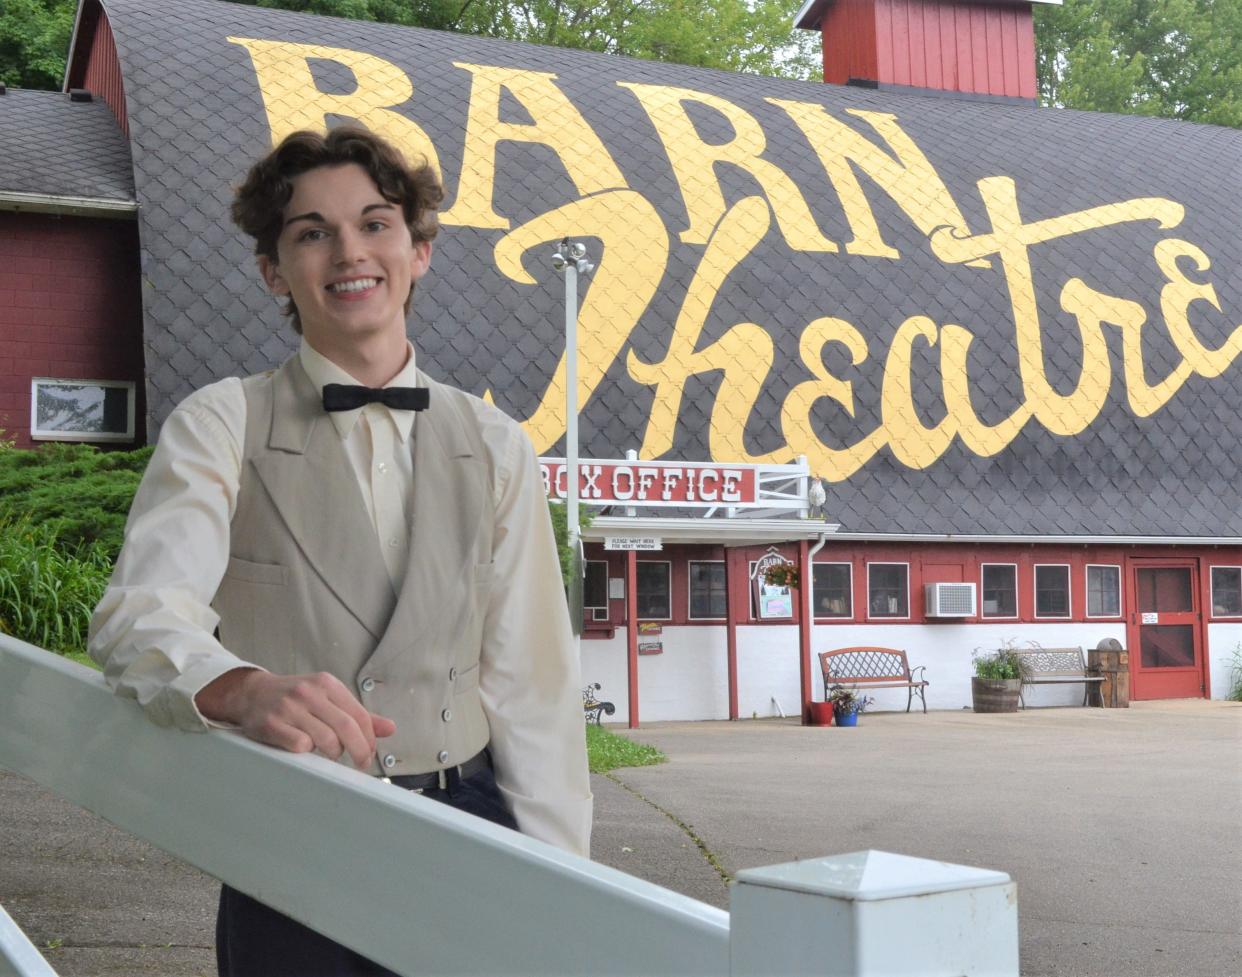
left=1035, top=0, right=1241, bottom=127
left=0, top=0, right=75, bottom=90
left=240, top=0, right=820, bottom=78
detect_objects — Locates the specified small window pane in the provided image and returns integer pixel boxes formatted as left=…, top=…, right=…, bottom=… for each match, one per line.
left=1211, top=568, right=1242, bottom=616
left=31, top=379, right=135, bottom=442
left=981, top=565, right=1017, bottom=617
left=1035, top=565, right=1070, bottom=618
left=583, top=561, right=608, bottom=610
left=689, top=562, right=727, bottom=619
left=636, top=562, right=671, bottom=619
left=1137, top=568, right=1193, bottom=613
left=1087, top=566, right=1121, bottom=617
left=813, top=564, right=852, bottom=618
left=868, top=564, right=908, bottom=617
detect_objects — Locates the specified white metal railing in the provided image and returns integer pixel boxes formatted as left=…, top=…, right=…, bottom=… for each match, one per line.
left=0, top=903, right=56, bottom=977
left=0, top=635, right=1018, bottom=976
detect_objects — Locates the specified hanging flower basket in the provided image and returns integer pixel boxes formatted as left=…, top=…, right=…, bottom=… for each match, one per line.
left=763, top=561, right=799, bottom=589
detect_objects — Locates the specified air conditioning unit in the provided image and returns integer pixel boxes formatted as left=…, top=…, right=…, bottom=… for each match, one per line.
left=924, top=582, right=976, bottom=617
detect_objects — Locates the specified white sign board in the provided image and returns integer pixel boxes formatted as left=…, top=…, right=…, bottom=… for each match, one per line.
left=1141, top=612, right=1159, bottom=624
left=604, top=537, right=663, bottom=551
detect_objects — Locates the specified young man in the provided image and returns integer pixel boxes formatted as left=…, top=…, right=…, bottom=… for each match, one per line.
left=88, top=127, right=591, bottom=976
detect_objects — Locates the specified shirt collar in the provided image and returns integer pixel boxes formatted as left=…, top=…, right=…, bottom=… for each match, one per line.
left=298, top=339, right=420, bottom=444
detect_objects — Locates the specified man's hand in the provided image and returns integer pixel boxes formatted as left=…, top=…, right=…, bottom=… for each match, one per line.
left=195, top=669, right=397, bottom=769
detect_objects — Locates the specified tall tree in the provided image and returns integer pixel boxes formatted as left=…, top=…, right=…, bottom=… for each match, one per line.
left=1035, top=0, right=1241, bottom=127
left=0, top=0, right=75, bottom=90
left=241, top=0, right=820, bottom=79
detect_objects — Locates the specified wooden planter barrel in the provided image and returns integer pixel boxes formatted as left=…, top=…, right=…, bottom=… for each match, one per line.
left=971, top=677, right=1021, bottom=713
left=1087, top=647, right=1130, bottom=708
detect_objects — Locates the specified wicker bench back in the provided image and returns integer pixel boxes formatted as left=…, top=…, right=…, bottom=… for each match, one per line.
left=821, top=647, right=911, bottom=682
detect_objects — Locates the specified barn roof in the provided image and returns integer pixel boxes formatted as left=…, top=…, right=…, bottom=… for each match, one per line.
left=0, top=87, right=135, bottom=212
left=74, top=0, right=1242, bottom=538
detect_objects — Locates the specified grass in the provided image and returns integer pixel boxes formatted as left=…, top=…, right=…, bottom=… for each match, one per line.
left=585, top=723, right=666, bottom=773
left=1228, top=644, right=1242, bottom=702
left=0, top=518, right=113, bottom=657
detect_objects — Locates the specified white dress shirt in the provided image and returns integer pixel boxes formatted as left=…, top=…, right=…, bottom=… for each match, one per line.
left=88, top=339, right=592, bottom=855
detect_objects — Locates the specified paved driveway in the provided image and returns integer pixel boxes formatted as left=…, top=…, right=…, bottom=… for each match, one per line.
left=3, top=700, right=1239, bottom=975
left=594, top=701, right=1242, bottom=977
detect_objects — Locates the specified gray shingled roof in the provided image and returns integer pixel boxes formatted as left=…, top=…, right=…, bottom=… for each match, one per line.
left=89, top=0, right=1242, bottom=537
left=0, top=87, right=134, bottom=202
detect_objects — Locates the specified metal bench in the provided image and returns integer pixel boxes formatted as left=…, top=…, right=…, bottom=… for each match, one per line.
left=1011, top=647, right=1104, bottom=708
left=818, top=647, right=929, bottom=713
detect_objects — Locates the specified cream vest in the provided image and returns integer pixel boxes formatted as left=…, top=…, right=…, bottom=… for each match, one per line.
left=211, top=356, right=494, bottom=776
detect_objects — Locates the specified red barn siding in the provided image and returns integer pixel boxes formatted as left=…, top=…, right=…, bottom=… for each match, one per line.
left=73, top=8, right=128, bottom=134
left=820, top=0, right=1038, bottom=100
left=0, top=212, right=144, bottom=449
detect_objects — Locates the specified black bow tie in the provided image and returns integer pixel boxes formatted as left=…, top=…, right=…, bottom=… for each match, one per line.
left=322, top=383, right=430, bottom=412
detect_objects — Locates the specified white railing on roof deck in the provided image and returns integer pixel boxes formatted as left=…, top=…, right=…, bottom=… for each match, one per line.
left=0, top=635, right=1019, bottom=977
left=0, top=903, right=57, bottom=977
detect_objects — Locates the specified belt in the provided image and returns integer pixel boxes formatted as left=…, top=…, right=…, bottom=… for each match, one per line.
left=382, top=750, right=490, bottom=793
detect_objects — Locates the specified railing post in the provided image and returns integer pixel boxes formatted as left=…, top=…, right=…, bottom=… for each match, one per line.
left=728, top=850, right=1018, bottom=976
left=0, top=903, right=57, bottom=977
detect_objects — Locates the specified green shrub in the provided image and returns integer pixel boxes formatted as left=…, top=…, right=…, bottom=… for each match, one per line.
left=585, top=722, right=665, bottom=773
left=0, top=440, right=151, bottom=561
left=1228, top=645, right=1242, bottom=702
left=0, top=518, right=113, bottom=657
left=972, top=647, right=1029, bottom=680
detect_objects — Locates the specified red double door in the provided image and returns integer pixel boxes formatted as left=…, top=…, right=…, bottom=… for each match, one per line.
left=1126, top=559, right=1207, bottom=700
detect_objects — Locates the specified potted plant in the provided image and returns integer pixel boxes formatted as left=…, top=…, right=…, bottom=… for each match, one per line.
left=828, top=685, right=873, bottom=727
left=763, top=561, right=799, bottom=589
left=971, top=648, right=1028, bottom=713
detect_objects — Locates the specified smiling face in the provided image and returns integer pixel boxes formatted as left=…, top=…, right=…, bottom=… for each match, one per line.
left=258, top=162, right=432, bottom=363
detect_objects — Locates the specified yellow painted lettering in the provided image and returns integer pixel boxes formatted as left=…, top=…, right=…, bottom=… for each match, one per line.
left=939, top=324, right=1030, bottom=456
left=226, top=37, right=440, bottom=175
left=617, top=82, right=837, bottom=252
left=443, top=64, right=627, bottom=230
left=768, top=102, right=983, bottom=264
left=627, top=195, right=787, bottom=462
left=880, top=316, right=957, bottom=467
left=1154, top=239, right=1242, bottom=378
left=491, top=190, right=668, bottom=453
left=781, top=317, right=884, bottom=481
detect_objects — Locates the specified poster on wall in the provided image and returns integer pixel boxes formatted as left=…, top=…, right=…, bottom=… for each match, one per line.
left=753, top=550, right=795, bottom=620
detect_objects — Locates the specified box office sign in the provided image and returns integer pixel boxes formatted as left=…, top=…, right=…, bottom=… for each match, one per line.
left=638, top=622, right=663, bottom=655
left=540, top=459, right=757, bottom=507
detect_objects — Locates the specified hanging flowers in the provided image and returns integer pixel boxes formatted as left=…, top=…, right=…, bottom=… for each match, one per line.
left=763, top=561, right=799, bottom=589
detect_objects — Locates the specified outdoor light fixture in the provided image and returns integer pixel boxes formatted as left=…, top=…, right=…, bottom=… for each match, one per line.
left=550, top=237, right=594, bottom=635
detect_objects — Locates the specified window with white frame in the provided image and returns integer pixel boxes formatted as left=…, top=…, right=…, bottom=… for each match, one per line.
left=583, top=560, right=609, bottom=621
left=688, top=561, right=727, bottom=619
left=1034, top=565, right=1071, bottom=618
left=31, top=378, right=136, bottom=442
left=1210, top=567, right=1242, bottom=617
left=981, top=564, right=1018, bottom=618
left=636, top=561, right=671, bottom=619
left=813, top=563, right=852, bottom=618
left=1086, top=565, right=1122, bottom=617
left=867, top=563, right=908, bottom=618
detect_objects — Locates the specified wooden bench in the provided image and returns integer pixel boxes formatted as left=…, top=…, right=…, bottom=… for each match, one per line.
left=818, top=647, right=928, bottom=713
left=1011, top=647, right=1104, bottom=708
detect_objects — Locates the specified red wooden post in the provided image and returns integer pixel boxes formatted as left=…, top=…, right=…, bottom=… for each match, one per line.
left=799, top=539, right=813, bottom=725
left=726, top=547, right=740, bottom=720
left=626, top=550, right=639, bottom=728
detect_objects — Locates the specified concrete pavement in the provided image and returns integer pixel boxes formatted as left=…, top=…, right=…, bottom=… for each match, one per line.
left=2, top=700, right=1239, bottom=975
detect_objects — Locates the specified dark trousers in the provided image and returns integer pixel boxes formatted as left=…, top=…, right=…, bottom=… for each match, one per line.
left=216, top=760, right=519, bottom=977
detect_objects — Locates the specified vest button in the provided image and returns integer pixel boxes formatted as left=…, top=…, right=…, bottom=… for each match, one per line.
left=360, top=677, right=376, bottom=693
left=382, top=754, right=396, bottom=769
left=437, top=750, right=449, bottom=764
left=448, top=667, right=457, bottom=682
left=441, top=709, right=452, bottom=722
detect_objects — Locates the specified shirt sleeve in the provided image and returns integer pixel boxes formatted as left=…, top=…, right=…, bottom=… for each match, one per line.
left=476, top=415, right=593, bottom=857
left=87, top=378, right=260, bottom=730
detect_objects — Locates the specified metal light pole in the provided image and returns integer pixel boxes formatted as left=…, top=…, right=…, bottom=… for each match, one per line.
left=551, top=238, right=593, bottom=635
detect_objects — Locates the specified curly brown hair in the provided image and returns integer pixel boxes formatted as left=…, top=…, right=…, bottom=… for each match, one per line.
left=231, top=126, right=443, bottom=333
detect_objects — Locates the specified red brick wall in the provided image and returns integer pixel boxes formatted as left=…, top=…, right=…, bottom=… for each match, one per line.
left=0, top=211, right=144, bottom=449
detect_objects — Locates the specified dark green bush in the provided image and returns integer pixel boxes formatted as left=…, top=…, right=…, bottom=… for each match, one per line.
left=0, top=441, right=152, bottom=561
